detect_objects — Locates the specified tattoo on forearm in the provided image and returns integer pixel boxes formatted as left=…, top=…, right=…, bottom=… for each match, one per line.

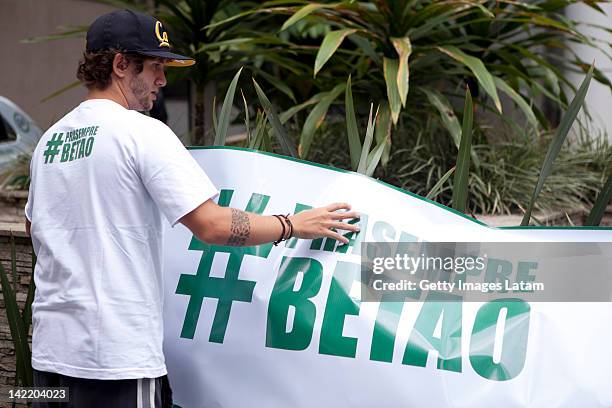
left=227, top=209, right=250, bottom=246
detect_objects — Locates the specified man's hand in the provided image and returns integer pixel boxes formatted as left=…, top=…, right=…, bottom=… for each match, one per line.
left=181, top=199, right=360, bottom=246
left=289, top=202, right=360, bottom=244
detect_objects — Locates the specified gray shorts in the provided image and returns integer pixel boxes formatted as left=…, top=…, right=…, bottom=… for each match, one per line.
left=32, top=369, right=173, bottom=408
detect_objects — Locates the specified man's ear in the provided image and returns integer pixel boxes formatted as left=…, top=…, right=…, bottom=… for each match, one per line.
left=112, top=53, right=129, bottom=78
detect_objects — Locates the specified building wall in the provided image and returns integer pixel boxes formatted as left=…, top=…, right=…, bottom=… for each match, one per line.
left=0, top=0, right=115, bottom=131
left=566, top=3, right=612, bottom=142
left=1, top=0, right=191, bottom=140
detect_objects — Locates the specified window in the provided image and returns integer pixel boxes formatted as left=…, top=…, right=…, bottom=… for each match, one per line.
left=0, top=114, right=17, bottom=144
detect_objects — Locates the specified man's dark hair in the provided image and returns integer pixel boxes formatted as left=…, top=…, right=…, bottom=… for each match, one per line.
left=77, top=48, right=144, bottom=90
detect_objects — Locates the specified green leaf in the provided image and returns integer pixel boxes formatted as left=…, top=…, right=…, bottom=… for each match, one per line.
left=21, top=26, right=87, bottom=43
left=214, top=67, right=243, bottom=146
left=408, top=5, right=469, bottom=41
left=473, top=3, right=495, bottom=18
left=249, top=110, right=267, bottom=149
left=452, top=87, right=474, bottom=213
left=391, top=37, right=412, bottom=107
left=204, top=8, right=264, bottom=30
left=345, top=75, right=361, bottom=171
left=10, top=235, right=17, bottom=287
left=585, top=175, right=612, bottom=226
left=357, top=104, right=377, bottom=174
left=426, top=166, right=456, bottom=200
left=252, top=78, right=297, bottom=157
left=365, top=142, right=386, bottom=177
left=157, top=0, right=192, bottom=28
left=493, top=76, right=539, bottom=131
left=521, top=65, right=594, bottom=226
left=438, top=45, right=502, bottom=113
left=423, top=89, right=461, bottom=147
left=374, top=100, right=392, bottom=167
left=591, top=65, right=612, bottom=89
left=281, top=3, right=331, bottom=31
left=314, top=29, right=357, bottom=76
left=541, top=65, right=561, bottom=97
left=261, top=127, right=273, bottom=152
left=241, top=90, right=251, bottom=146
left=299, top=83, right=345, bottom=158
left=510, top=44, right=574, bottom=91
left=529, top=13, right=581, bottom=37
left=254, top=69, right=297, bottom=103
left=583, top=2, right=605, bottom=13
left=195, top=38, right=256, bottom=53
left=348, top=34, right=381, bottom=65
left=383, top=58, right=402, bottom=124
left=41, top=81, right=81, bottom=103
left=422, top=88, right=480, bottom=169
left=0, top=258, right=32, bottom=386
left=23, top=253, right=36, bottom=337
left=279, top=93, right=326, bottom=124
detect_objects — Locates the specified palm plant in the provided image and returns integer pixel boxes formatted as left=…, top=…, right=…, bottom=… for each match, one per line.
left=21, top=1, right=610, bottom=220
left=150, top=0, right=298, bottom=145
left=259, top=0, right=611, bottom=160
left=212, top=68, right=388, bottom=176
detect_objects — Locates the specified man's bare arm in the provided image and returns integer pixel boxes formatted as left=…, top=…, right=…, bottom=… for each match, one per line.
left=180, top=199, right=360, bottom=246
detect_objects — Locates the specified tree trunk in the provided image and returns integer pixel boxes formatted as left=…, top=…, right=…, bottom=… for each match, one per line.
left=191, top=82, right=205, bottom=146
left=191, top=81, right=217, bottom=146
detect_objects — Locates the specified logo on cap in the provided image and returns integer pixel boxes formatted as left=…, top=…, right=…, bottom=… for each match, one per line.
left=155, top=21, right=170, bottom=48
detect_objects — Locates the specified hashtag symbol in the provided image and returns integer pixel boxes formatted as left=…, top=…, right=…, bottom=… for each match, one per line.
left=176, top=190, right=273, bottom=342
left=43, top=133, right=63, bottom=164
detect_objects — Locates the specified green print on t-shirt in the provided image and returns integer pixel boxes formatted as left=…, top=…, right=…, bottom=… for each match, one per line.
left=59, top=125, right=99, bottom=163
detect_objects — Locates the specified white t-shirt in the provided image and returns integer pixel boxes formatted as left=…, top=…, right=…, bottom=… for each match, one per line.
left=25, top=99, right=217, bottom=379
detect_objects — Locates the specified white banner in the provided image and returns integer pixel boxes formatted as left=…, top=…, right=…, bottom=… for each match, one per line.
left=163, top=148, right=612, bottom=408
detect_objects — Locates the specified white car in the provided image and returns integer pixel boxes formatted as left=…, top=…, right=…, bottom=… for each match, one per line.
left=0, top=96, right=42, bottom=171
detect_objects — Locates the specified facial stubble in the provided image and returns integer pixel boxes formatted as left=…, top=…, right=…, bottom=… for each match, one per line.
left=129, top=75, right=153, bottom=111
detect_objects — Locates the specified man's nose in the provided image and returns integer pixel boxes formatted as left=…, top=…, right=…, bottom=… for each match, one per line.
left=156, top=70, right=167, bottom=87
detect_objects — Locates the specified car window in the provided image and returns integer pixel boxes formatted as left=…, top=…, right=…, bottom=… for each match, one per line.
left=0, top=114, right=17, bottom=143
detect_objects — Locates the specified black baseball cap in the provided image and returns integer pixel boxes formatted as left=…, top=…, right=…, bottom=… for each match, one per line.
left=86, top=9, right=195, bottom=67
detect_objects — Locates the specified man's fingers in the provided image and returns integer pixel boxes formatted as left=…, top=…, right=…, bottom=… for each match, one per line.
left=325, top=202, right=351, bottom=212
left=321, top=221, right=360, bottom=244
left=330, top=211, right=360, bottom=220
left=329, top=222, right=360, bottom=232
left=327, top=231, right=350, bottom=244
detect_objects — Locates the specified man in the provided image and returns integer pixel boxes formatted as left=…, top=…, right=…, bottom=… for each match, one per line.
left=25, top=9, right=359, bottom=407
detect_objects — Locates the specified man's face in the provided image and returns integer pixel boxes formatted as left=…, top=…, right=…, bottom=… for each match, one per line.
left=125, top=58, right=167, bottom=111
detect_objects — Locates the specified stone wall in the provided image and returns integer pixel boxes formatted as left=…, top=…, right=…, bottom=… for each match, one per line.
left=0, top=231, right=32, bottom=408
left=0, top=188, right=30, bottom=406
left=0, top=191, right=27, bottom=227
